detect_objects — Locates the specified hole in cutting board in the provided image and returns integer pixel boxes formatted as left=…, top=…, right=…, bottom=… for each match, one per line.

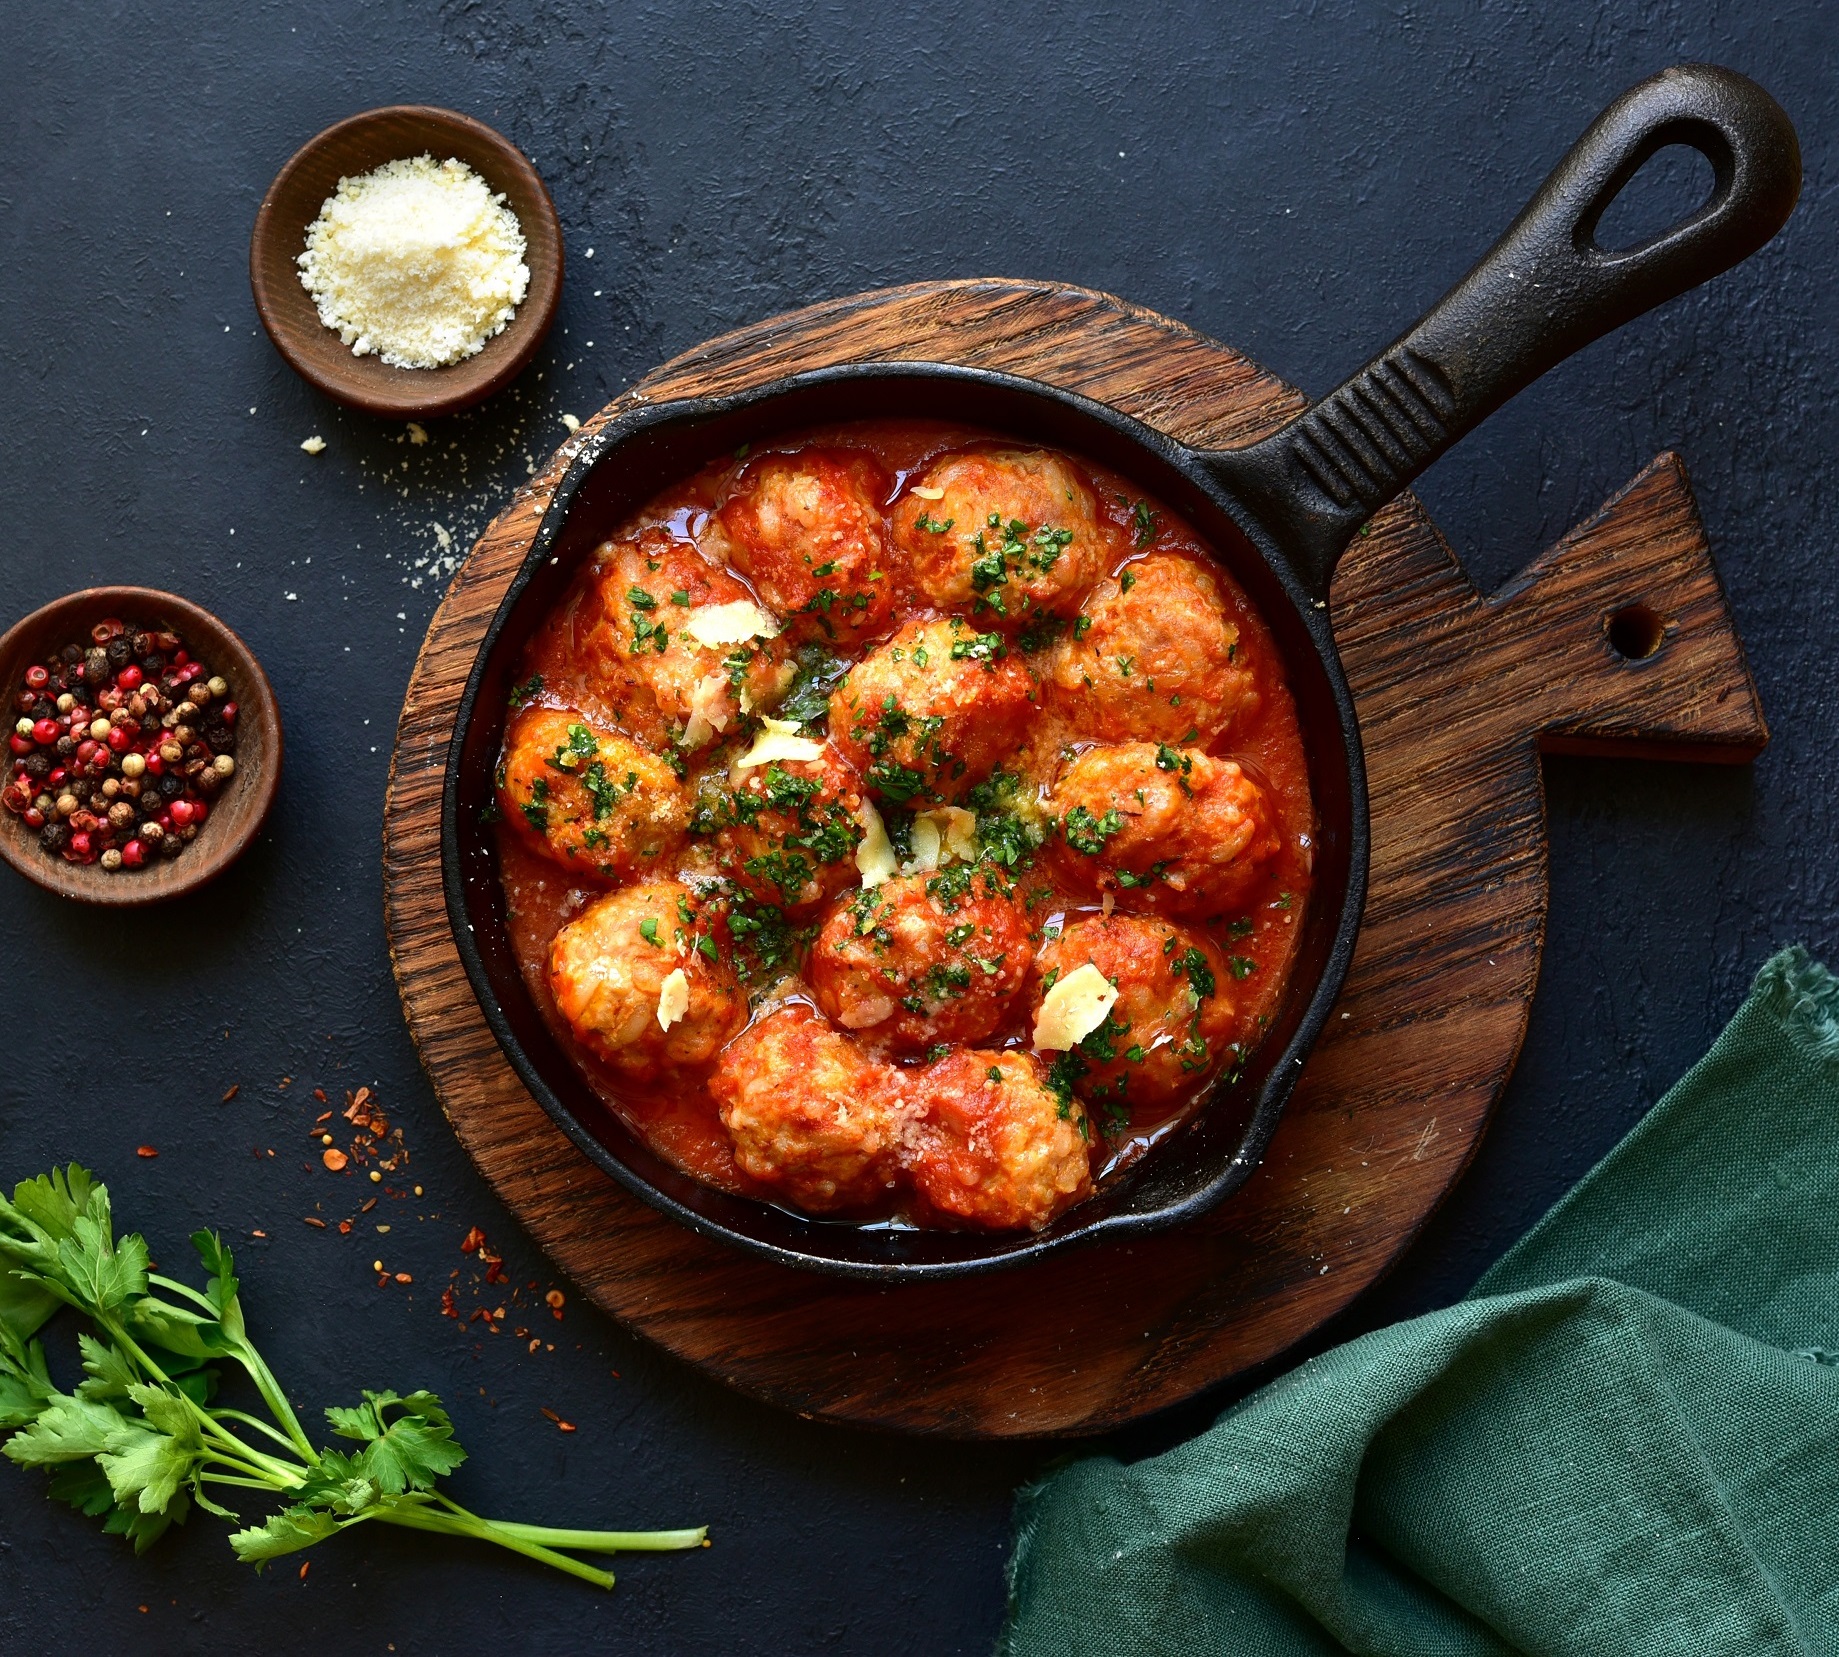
left=1594, top=142, right=1717, bottom=254
left=1607, top=603, right=1666, bottom=660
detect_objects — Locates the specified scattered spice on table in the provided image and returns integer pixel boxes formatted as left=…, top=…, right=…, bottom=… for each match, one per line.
left=4, top=618, right=238, bottom=871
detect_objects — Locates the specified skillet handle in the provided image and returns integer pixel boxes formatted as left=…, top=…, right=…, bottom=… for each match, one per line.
left=1203, top=63, right=1800, bottom=600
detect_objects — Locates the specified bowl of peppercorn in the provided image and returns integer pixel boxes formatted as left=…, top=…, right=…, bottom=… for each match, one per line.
left=0, top=587, right=282, bottom=904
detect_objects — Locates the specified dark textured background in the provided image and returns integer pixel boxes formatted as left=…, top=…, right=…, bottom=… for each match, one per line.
left=1, top=3, right=1833, bottom=1652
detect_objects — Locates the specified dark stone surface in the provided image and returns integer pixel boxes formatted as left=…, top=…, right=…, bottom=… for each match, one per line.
left=0, top=3, right=1832, bottom=1651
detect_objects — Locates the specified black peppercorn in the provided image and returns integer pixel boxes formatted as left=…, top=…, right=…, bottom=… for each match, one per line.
left=105, top=637, right=132, bottom=669
left=158, top=773, right=184, bottom=800
left=141, top=654, right=166, bottom=677
left=23, top=752, right=48, bottom=779
left=158, top=832, right=183, bottom=859
left=39, top=822, right=69, bottom=852
left=54, top=735, right=76, bottom=758
left=59, top=644, right=82, bottom=666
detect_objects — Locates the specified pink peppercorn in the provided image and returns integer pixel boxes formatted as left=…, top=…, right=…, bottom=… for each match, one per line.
left=121, top=839, right=145, bottom=868
left=116, top=664, right=143, bottom=691
left=31, top=717, right=58, bottom=744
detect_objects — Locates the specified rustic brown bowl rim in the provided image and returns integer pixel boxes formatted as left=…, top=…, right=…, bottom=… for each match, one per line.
left=0, top=587, right=283, bottom=906
left=249, top=104, right=564, bottom=420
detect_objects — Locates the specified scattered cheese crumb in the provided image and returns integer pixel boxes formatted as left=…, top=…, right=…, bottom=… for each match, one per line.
left=561, top=413, right=582, bottom=432
left=406, top=422, right=429, bottom=445
left=736, top=716, right=825, bottom=769
left=296, top=154, right=530, bottom=369
left=685, top=600, right=779, bottom=648
left=300, top=435, right=326, bottom=455
left=657, top=968, right=690, bottom=1031
left=855, top=799, right=897, bottom=887
left=1033, top=963, right=1119, bottom=1052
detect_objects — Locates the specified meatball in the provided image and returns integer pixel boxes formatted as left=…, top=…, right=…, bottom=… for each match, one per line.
left=498, top=707, right=689, bottom=880
left=694, top=744, right=866, bottom=913
left=548, top=880, right=746, bottom=1076
left=827, top=618, right=1037, bottom=805
left=905, top=1050, right=1092, bottom=1231
left=1034, top=914, right=1238, bottom=1117
left=717, top=450, right=903, bottom=644
left=1050, top=555, right=1258, bottom=742
left=1049, top=742, right=1279, bottom=915
left=892, top=448, right=1115, bottom=628
left=710, top=1004, right=907, bottom=1211
left=582, top=531, right=795, bottom=745
left=808, top=868, right=1031, bottom=1052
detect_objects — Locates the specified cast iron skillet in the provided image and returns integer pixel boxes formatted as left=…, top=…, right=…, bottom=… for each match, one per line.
left=443, top=65, right=1798, bottom=1280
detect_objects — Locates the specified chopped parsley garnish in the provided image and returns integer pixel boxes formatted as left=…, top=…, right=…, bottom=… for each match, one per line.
left=914, top=512, right=955, bottom=535
left=948, top=630, right=1006, bottom=667
left=1229, top=955, right=1257, bottom=979
left=1228, top=917, right=1254, bottom=938
left=1062, top=804, right=1123, bottom=856
left=670, top=589, right=691, bottom=606
left=1132, top=500, right=1159, bottom=547
left=1175, top=947, right=1217, bottom=999
left=986, top=1065, right=1005, bottom=1085
left=507, top=673, right=544, bottom=709
left=627, top=586, right=658, bottom=611
left=779, top=644, right=852, bottom=727
left=638, top=917, right=662, bottom=946
left=1120, top=569, right=1138, bottom=592
left=580, top=761, right=622, bottom=820
left=1073, top=614, right=1093, bottom=640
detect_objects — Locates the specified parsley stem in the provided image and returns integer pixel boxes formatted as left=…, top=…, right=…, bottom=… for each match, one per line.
left=210, top=1406, right=308, bottom=1457
left=371, top=1505, right=619, bottom=1589
left=484, top=1521, right=709, bottom=1552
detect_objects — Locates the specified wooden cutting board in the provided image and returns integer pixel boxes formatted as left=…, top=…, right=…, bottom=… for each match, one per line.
left=382, top=279, right=1765, bottom=1438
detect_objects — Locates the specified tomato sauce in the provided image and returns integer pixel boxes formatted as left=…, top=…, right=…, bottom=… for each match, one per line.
left=494, top=420, right=1315, bottom=1219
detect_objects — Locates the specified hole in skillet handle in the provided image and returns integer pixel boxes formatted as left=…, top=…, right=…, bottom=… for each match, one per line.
left=1607, top=603, right=1667, bottom=661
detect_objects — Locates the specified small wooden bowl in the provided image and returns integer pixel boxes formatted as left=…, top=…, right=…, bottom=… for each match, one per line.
left=250, top=106, right=563, bottom=421
left=0, top=589, right=283, bottom=906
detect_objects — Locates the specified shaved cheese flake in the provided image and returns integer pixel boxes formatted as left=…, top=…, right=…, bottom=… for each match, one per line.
left=656, top=968, right=690, bottom=1032
left=685, top=600, right=779, bottom=648
left=1032, top=962, right=1119, bottom=1052
left=855, top=798, right=898, bottom=887
left=736, top=715, right=825, bottom=769
left=908, top=485, right=945, bottom=501
left=906, top=814, right=942, bottom=873
left=681, top=672, right=731, bottom=750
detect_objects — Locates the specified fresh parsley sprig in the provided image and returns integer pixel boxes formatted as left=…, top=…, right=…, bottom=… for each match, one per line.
left=0, top=1166, right=706, bottom=1589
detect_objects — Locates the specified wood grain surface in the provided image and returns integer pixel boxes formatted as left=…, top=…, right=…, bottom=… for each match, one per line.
left=382, top=279, right=1766, bottom=1437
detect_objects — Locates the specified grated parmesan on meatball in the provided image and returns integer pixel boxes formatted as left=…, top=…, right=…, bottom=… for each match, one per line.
left=498, top=707, right=688, bottom=881
left=1050, top=555, right=1259, bottom=743
left=710, top=1004, right=907, bottom=1211
left=1048, top=742, right=1279, bottom=915
left=892, top=448, right=1116, bottom=629
left=548, top=880, right=745, bottom=1076
left=717, top=450, right=905, bottom=644
left=905, top=1049, right=1092, bottom=1230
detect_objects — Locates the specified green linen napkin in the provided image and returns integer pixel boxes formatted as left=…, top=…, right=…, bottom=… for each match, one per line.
left=1001, top=947, right=1839, bottom=1657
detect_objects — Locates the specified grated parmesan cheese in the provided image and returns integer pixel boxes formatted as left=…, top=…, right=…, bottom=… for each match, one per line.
left=297, top=155, right=530, bottom=370
left=684, top=600, right=779, bottom=648
left=300, top=435, right=326, bottom=455
left=1032, top=963, right=1119, bottom=1052
left=656, top=968, right=690, bottom=1031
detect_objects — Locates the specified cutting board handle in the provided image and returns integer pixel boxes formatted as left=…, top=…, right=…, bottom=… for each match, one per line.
left=1207, top=63, right=1800, bottom=597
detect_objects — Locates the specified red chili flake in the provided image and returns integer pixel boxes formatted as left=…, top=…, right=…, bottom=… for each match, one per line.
left=483, top=1253, right=508, bottom=1285
left=440, top=1287, right=458, bottom=1319
left=527, top=1338, right=540, bottom=1354
left=545, top=1289, right=565, bottom=1318
left=279, top=1076, right=292, bottom=1090
left=298, top=1561, right=310, bottom=1582
left=251, top=1229, right=267, bottom=1239
left=302, top=1217, right=327, bottom=1229
left=360, top=1197, right=378, bottom=1214
left=394, top=1272, right=412, bottom=1284
left=321, top=1148, right=348, bottom=1172
left=313, top=1088, right=327, bottom=1103
left=222, top=1085, right=239, bottom=1102
left=337, top=1220, right=352, bottom=1235
left=136, top=1146, right=158, bottom=1158
left=460, top=1225, right=486, bottom=1254
left=313, top=1110, right=331, bottom=1125
left=540, top=1407, right=560, bottom=1422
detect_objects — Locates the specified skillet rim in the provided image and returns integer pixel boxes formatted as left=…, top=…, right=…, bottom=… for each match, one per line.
left=440, top=360, right=1369, bottom=1280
